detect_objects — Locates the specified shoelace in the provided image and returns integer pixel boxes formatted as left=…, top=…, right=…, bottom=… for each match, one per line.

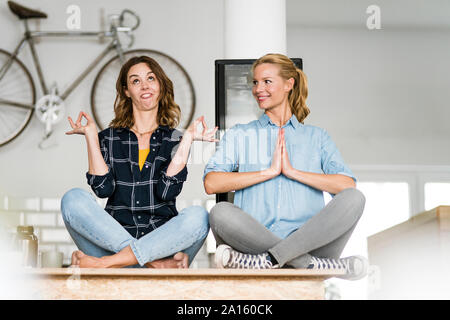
left=309, top=256, right=350, bottom=271
left=228, top=251, right=274, bottom=269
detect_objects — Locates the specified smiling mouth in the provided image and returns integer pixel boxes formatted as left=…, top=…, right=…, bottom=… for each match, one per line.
left=257, top=96, right=270, bottom=101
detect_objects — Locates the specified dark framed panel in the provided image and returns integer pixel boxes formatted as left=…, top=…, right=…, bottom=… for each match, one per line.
left=214, top=58, right=303, bottom=203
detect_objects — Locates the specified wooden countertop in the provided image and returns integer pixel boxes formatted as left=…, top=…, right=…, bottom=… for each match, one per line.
left=25, top=267, right=345, bottom=278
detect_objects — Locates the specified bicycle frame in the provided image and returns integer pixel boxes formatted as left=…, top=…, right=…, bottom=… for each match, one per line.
left=0, top=19, right=130, bottom=108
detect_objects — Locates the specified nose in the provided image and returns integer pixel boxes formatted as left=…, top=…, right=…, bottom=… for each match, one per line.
left=254, top=82, right=265, bottom=94
left=252, top=81, right=263, bottom=93
left=141, top=79, right=150, bottom=90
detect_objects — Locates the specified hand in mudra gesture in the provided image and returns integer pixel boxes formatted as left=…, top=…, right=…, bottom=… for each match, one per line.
left=185, top=116, right=219, bottom=142
left=269, top=128, right=295, bottom=178
left=280, top=128, right=295, bottom=178
left=66, top=111, right=98, bottom=136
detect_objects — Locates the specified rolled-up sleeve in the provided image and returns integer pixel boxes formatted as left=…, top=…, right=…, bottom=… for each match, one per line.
left=86, top=132, right=116, bottom=198
left=156, top=167, right=187, bottom=201
left=155, top=133, right=188, bottom=201
left=203, top=126, right=239, bottom=180
left=320, top=129, right=356, bottom=183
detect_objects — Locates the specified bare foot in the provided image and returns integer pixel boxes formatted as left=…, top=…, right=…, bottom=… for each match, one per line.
left=145, top=252, right=189, bottom=269
left=70, top=250, right=106, bottom=268
left=70, top=250, right=83, bottom=266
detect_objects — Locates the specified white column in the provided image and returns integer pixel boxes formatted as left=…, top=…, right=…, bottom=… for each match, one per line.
left=224, top=0, right=286, bottom=59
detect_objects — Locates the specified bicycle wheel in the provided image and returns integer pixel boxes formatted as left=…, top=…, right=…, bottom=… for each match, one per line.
left=91, top=49, right=195, bottom=130
left=0, top=49, right=36, bottom=147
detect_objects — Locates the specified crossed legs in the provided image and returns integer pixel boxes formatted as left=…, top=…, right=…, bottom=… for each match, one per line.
left=209, top=188, right=365, bottom=268
left=61, top=188, right=209, bottom=268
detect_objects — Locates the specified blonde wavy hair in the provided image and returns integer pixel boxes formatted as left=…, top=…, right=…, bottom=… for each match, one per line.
left=252, top=53, right=310, bottom=124
left=110, top=56, right=181, bottom=129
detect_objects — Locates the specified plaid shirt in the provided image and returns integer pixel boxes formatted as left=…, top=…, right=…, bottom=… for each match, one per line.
left=86, top=126, right=187, bottom=239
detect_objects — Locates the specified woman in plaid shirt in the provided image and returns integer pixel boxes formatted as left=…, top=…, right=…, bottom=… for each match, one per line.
left=61, top=56, right=217, bottom=268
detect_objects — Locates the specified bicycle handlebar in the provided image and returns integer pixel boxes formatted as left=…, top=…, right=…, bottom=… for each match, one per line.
left=119, top=9, right=140, bottom=31
left=106, top=9, right=139, bottom=48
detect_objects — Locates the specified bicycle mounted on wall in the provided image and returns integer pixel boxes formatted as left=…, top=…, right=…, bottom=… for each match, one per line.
left=0, top=1, right=195, bottom=148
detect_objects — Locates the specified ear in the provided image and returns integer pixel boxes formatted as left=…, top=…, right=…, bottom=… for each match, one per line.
left=124, top=86, right=130, bottom=98
left=285, top=77, right=295, bottom=92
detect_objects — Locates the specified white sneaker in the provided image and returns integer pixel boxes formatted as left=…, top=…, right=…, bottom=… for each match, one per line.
left=307, top=255, right=369, bottom=281
left=215, top=244, right=279, bottom=269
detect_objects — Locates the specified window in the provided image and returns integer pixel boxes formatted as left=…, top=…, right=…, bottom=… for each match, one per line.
left=357, top=182, right=410, bottom=237
left=424, top=182, right=450, bottom=210
left=327, top=182, right=410, bottom=300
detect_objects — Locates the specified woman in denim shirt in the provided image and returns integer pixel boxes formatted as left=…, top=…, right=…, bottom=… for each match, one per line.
left=204, top=53, right=368, bottom=280
left=61, top=56, right=217, bottom=268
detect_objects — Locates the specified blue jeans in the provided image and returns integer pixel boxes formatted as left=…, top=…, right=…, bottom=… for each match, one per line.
left=60, top=188, right=209, bottom=267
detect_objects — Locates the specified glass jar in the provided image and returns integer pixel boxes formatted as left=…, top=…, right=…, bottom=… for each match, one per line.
left=14, top=226, right=38, bottom=268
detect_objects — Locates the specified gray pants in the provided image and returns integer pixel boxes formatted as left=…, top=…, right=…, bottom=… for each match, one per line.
left=209, top=188, right=365, bottom=268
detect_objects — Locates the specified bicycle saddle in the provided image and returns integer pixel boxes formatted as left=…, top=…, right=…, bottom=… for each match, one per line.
left=7, top=1, right=47, bottom=20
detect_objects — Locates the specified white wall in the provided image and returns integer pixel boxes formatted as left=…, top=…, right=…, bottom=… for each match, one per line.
left=0, top=0, right=223, bottom=199
left=1, top=0, right=449, bottom=202
left=287, top=5, right=450, bottom=166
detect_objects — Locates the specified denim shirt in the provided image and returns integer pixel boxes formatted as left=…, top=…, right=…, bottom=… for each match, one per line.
left=204, top=113, right=356, bottom=239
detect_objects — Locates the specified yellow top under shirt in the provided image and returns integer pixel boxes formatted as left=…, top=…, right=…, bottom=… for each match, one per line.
left=139, top=148, right=150, bottom=171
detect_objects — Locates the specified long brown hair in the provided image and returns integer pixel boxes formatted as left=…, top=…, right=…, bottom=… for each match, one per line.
left=109, top=56, right=181, bottom=128
left=252, top=53, right=310, bottom=124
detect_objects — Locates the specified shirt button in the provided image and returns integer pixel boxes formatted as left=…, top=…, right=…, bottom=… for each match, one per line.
left=138, top=216, right=141, bottom=219
left=145, top=165, right=148, bottom=168
left=137, top=181, right=140, bottom=185
left=141, top=232, right=144, bottom=235
left=153, top=137, right=156, bottom=139
left=136, top=201, right=140, bottom=204
left=152, top=149, right=155, bottom=151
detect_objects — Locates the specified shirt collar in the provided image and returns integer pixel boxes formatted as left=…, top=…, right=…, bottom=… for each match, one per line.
left=258, top=113, right=302, bottom=129
left=288, top=114, right=302, bottom=129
